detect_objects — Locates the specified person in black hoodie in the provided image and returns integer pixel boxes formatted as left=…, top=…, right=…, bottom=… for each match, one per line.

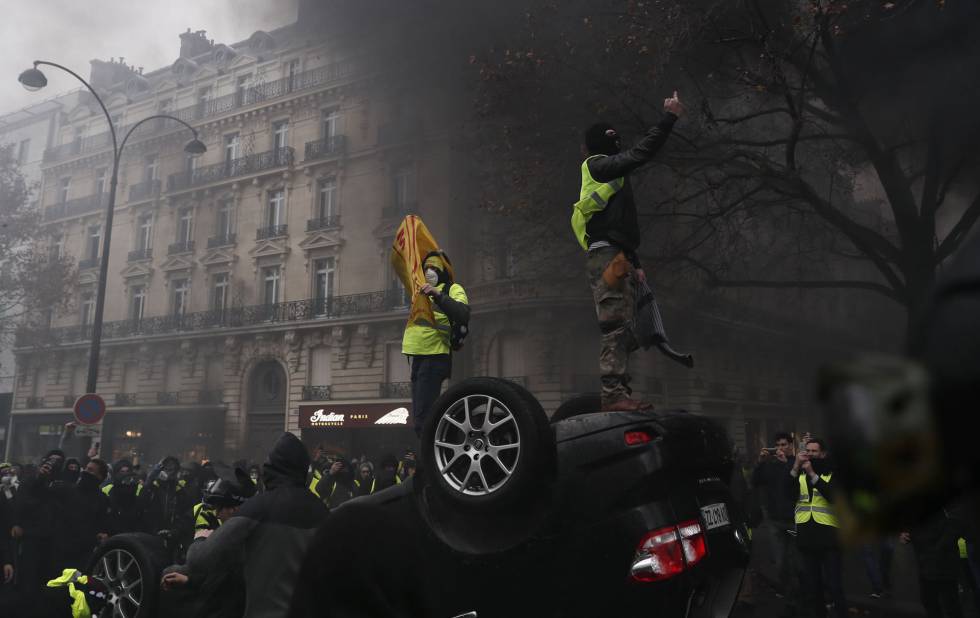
left=11, top=450, right=68, bottom=604
left=168, top=432, right=327, bottom=617
left=752, top=432, right=799, bottom=599
left=315, top=458, right=354, bottom=509
left=60, top=458, right=112, bottom=569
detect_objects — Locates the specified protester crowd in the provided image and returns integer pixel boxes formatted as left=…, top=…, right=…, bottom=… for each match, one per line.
left=745, top=431, right=980, bottom=618
left=0, top=422, right=420, bottom=617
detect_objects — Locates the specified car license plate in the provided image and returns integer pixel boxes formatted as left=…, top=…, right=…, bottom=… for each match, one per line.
left=700, top=503, right=730, bottom=530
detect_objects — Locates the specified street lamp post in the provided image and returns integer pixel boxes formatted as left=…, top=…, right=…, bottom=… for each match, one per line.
left=20, top=61, right=206, bottom=395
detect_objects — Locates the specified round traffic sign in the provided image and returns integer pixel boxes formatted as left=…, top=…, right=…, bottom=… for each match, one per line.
left=74, top=393, right=106, bottom=425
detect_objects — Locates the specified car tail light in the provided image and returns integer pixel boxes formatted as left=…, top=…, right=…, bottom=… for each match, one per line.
left=629, top=520, right=707, bottom=582
left=624, top=430, right=653, bottom=445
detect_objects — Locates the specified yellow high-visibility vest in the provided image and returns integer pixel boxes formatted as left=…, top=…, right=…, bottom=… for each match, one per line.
left=795, top=473, right=839, bottom=528
left=571, top=155, right=624, bottom=251
left=402, top=282, right=468, bottom=356
left=309, top=469, right=322, bottom=497
left=959, top=537, right=968, bottom=559
left=46, top=569, right=92, bottom=618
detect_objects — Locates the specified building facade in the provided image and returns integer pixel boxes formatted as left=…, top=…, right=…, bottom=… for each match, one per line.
left=7, top=12, right=898, bottom=465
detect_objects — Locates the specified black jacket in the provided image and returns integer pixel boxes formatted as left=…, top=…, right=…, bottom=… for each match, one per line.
left=184, top=433, right=328, bottom=618
left=910, top=508, right=964, bottom=581
left=752, top=459, right=797, bottom=522
left=60, top=473, right=111, bottom=566
left=585, top=114, right=677, bottom=257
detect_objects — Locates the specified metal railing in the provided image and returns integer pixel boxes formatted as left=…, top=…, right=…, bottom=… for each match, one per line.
left=302, top=385, right=332, bottom=401
left=26, top=396, right=45, bottom=409
left=256, top=224, right=288, bottom=240
left=306, top=216, right=340, bottom=232
left=16, top=289, right=412, bottom=347
left=128, top=179, right=161, bottom=202
left=380, top=381, right=412, bottom=399
left=168, top=240, right=195, bottom=254
left=382, top=202, right=415, bottom=220
left=128, top=248, right=152, bottom=261
left=78, top=258, right=99, bottom=270
left=156, top=392, right=180, bottom=405
left=43, top=61, right=358, bottom=164
left=304, top=135, right=347, bottom=161
left=43, top=193, right=110, bottom=221
left=115, top=393, right=139, bottom=406
left=168, top=147, right=294, bottom=192
left=207, top=233, right=236, bottom=248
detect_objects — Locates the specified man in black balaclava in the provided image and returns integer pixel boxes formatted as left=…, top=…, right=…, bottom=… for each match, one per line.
left=11, top=450, right=67, bottom=601
left=62, top=458, right=81, bottom=485
left=141, top=456, right=193, bottom=540
left=60, top=458, right=111, bottom=569
left=574, top=91, right=685, bottom=412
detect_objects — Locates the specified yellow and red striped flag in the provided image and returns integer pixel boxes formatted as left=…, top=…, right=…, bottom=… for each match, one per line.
left=390, top=215, right=454, bottom=327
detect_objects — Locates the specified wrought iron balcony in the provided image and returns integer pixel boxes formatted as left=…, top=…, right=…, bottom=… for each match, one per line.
left=25, top=396, right=45, bottom=409
left=78, top=258, right=99, bottom=270
left=168, top=240, right=195, bottom=255
left=129, top=179, right=161, bottom=203
left=156, top=392, right=180, bottom=405
left=306, top=216, right=340, bottom=232
left=128, top=248, right=152, bottom=261
left=304, top=135, right=347, bottom=161
left=168, top=147, right=294, bottom=192
left=115, top=393, right=139, bottom=406
left=43, top=193, right=109, bottom=221
left=43, top=61, right=357, bottom=164
left=198, top=390, right=224, bottom=404
left=15, top=289, right=412, bottom=347
left=256, top=224, right=288, bottom=240
left=207, top=233, right=236, bottom=248
left=380, top=381, right=412, bottom=399
left=382, top=202, right=415, bottom=220
left=302, top=385, right=332, bottom=401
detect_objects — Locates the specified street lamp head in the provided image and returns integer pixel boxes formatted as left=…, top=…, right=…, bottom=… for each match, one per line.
left=18, top=67, right=47, bottom=92
left=184, top=138, right=207, bottom=155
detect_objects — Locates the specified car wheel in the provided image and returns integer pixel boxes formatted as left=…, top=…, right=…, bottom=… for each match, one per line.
left=88, top=533, right=167, bottom=618
left=420, top=377, right=555, bottom=510
left=551, top=393, right=601, bottom=423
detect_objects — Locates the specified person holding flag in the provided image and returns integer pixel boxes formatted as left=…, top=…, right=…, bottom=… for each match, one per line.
left=391, top=216, right=471, bottom=437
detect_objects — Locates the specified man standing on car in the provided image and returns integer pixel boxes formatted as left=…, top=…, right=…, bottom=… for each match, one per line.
left=753, top=432, right=800, bottom=601
left=574, top=91, right=684, bottom=412
left=791, top=437, right=847, bottom=618
left=402, top=251, right=470, bottom=437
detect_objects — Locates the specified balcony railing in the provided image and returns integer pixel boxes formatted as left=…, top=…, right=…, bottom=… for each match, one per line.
left=43, top=193, right=109, bottom=221
left=306, top=216, right=340, bottom=232
left=382, top=202, right=416, bottom=220
left=129, top=179, right=161, bottom=203
left=115, top=393, right=139, bottom=406
left=128, top=248, right=152, bottom=261
left=380, top=381, right=412, bottom=399
left=16, top=289, right=412, bottom=347
left=168, top=240, right=195, bottom=255
left=26, top=396, right=45, bottom=409
left=156, top=392, right=180, bottom=405
left=78, top=258, right=99, bottom=270
left=256, top=224, right=288, bottom=240
left=44, top=61, right=357, bottom=164
left=207, top=233, right=236, bottom=248
left=304, top=135, right=347, bottom=161
left=302, top=385, right=332, bottom=401
left=168, top=147, right=294, bottom=192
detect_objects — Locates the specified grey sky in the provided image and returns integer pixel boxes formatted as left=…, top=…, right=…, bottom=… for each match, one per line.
left=1, top=0, right=299, bottom=115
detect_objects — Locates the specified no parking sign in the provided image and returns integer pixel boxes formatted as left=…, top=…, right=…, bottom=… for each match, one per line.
left=74, top=393, right=106, bottom=425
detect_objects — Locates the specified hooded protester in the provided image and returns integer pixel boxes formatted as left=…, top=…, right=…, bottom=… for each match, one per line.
left=106, top=471, right=145, bottom=535
left=353, top=462, right=376, bottom=497
left=61, top=458, right=81, bottom=485
left=375, top=454, right=401, bottom=491
left=11, top=450, right=69, bottom=602
left=168, top=432, right=328, bottom=617
left=141, top=456, right=194, bottom=540
left=314, top=457, right=354, bottom=509
left=101, top=459, right=133, bottom=496
left=60, top=459, right=111, bottom=569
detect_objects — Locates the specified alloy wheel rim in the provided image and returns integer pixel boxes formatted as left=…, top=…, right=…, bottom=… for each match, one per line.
left=433, top=394, right=521, bottom=496
left=92, top=548, right=143, bottom=618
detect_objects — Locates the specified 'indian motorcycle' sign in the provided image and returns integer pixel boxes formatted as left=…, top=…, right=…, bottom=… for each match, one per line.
left=298, top=404, right=411, bottom=429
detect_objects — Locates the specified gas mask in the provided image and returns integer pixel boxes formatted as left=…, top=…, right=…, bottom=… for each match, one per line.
left=425, top=268, right=439, bottom=287
left=157, top=470, right=171, bottom=483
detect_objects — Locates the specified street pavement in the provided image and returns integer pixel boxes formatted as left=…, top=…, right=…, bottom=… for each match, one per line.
left=733, top=524, right=979, bottom=618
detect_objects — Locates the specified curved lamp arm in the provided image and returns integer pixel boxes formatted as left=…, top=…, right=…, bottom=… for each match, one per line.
left=32, top=60, right=118, bottom=155
left=118, top=114, right=201, bottom=161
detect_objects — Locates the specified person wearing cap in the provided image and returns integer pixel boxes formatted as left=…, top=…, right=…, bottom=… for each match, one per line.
left=574, top=92, right=684, bottom=412
left=402, top=251, right=470, bottom=437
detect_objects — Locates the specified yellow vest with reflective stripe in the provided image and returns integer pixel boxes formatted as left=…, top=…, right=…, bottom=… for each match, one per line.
left=47, top=569, right=92, bottom=618
left=402, top=283, right=468, bottom=356
left=571, top=155, right=624, bottom=251
left=309, top=469, right=322, bottom=497
left=193, top=502, right=219, bottom=530
left=795, top=473, right=838, bottom=528
left=959, top=537, right=968, bottom=559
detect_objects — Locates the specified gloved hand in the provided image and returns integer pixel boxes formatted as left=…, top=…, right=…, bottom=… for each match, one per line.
left=146, top=460, right=166, bottom=484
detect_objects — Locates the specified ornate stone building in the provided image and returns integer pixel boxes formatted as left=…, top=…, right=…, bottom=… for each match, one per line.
left=6, top=8, right=899, bottom=465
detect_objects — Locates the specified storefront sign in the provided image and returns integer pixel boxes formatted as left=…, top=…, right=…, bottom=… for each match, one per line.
left=299, top=404, right=411, bottom=429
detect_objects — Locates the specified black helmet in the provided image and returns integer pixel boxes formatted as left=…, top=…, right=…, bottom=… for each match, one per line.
left=203, top=477, right=247, bottom=509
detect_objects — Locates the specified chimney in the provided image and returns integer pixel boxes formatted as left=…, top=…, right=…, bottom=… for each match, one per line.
left=179, top=28, right=213, bottom=59
left=89, top=58, right=139, bottom=90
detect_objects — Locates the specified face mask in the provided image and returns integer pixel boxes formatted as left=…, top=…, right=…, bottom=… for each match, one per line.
left=157, top=470, right=170, bottom=482
left=250, top=473, right=258, bottom=482
left=78, top=471, right=100, bottom=490
left=425, top=268, right=439, bottom=287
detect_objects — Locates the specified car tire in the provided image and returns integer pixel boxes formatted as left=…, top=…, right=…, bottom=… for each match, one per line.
left=551, top=393, right=602, bottom=423
left=87, top=533, right=168, bottom=618
left=419, top=377, right=555, bottom=511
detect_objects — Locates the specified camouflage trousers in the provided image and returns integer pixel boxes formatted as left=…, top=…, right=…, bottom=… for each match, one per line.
left=586, top=246, right=639, bottom=405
